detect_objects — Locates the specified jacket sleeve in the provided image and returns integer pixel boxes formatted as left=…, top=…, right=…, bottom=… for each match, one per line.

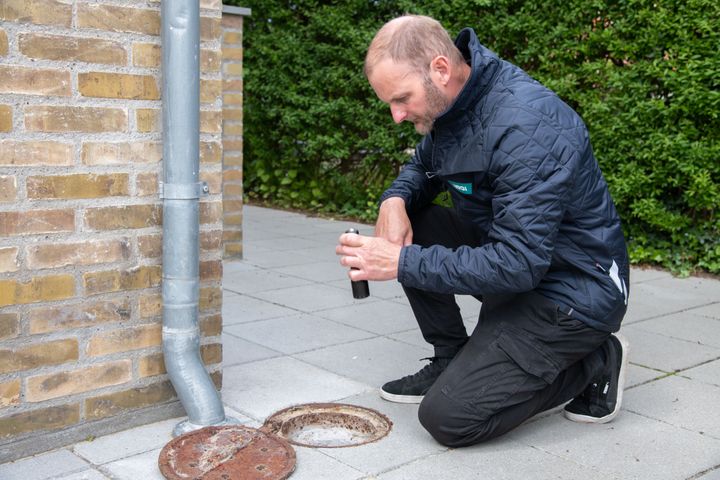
left=380, top=135, right=444, bottom=211
left=398, top=124, right=579, bottom=295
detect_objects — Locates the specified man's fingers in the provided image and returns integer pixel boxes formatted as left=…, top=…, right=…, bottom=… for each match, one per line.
left=339, top=233, right=365, bottom=246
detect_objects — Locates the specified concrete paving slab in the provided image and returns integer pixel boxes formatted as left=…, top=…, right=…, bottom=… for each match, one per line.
left=294, top=336, right=432, bottom=388
left=246, top=236, right=322, bottom=252
left=270, top=260, right=348, bottom=283
left=222, top=267, right=312, bottom=294
left=629, top=267, right=673, bottom=283
left=506, top=410, right=720, bottom=480
left=286, top=448, right=365, bottom=480
left=317, top=391, right=448, bottom=476
left=0, top=449, right=90, bottom=480
left=621, top=325, right=720, bottom=372
left=327, top=278, right=407, bottom=300
left=626, top=363, right=666, bottom=388
left=222, top=259, right=260, bottom=274
left=221, top=356, right=371, bottom=420
left=222, top=333, right=282, bottom=366
left=683, top=359, right=720, bottom=387
left=624, top=276, right=718, bottom=324
left=240, top=226, right=288, bottom=241
left=692, top=302, right=720, bottom=320
left=455, top=294, right=482, bottom=319
left=241, top=248, right=320, bottom=268
left=72, top=418, right=176, bottom=464
left=435, top=440, right=614, bottom=480
left=375, top=452, right=479, bottom=479
left=625, top=375, right=720, bottom=439
left=630, top=311, right=720, bottom=348
left=253, top=283, right=358, bottom=313
left=101, top=448, right=164, bottom=480
left=54, top=470, right=109, bottom=480
left=224, top=313, right=374, bottom=354
left=222, top=291, right=298, bottom=325
left=698, top=467, right=720, bottom=480
left=316, top=299, right=419, bottom=335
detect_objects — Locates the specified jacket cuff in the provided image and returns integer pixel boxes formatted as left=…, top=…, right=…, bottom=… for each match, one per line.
left=397, top=244, right=420, bottom=286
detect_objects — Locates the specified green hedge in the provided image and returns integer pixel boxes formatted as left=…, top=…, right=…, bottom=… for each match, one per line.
left=230, top=0, right=719, bottom=275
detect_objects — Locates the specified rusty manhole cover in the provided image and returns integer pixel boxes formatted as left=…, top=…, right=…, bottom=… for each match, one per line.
left=158, top=425, right=296, bottom=480
left=262, top=403, right=392, bottom=448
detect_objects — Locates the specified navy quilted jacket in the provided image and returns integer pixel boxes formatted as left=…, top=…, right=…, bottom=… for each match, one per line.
left=381, top=28, right=629, bottom=332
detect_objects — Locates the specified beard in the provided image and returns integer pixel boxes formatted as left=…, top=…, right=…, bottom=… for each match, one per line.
left=413, top=76, right=452, bottom=135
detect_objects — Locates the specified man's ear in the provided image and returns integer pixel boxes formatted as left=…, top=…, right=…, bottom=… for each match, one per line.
left=429, top=56, right=451, bottom=86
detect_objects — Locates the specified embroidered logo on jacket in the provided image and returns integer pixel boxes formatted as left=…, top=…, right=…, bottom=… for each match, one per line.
left=448, top=180, right=473, bottom=195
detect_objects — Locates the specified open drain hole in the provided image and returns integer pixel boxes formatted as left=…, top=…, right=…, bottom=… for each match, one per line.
left=262, top=403, right=392, bottom=448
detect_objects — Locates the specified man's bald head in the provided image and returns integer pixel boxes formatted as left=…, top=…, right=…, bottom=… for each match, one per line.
left=364, top=15, right=466, bottom=79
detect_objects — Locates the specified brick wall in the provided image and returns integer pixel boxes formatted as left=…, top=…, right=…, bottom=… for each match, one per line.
left=0, top=0, right=239, bottom=462
left=221, top=5, right=246, bottom=259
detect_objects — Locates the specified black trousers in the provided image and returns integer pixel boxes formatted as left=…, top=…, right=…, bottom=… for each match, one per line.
left=403, top=206, right=611, bottom=447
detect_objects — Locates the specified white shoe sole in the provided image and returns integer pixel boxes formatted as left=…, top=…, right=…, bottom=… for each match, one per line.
left=564, top=333, right=629, bottom=424
left=379, top=389, right=424, bottom=404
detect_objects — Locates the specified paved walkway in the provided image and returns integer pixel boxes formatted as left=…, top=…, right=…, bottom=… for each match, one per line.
left=2, top=205, right=720, bottom=479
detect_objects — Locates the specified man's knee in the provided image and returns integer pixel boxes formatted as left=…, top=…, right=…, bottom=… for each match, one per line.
left=418, top=390, right=496, bottom=448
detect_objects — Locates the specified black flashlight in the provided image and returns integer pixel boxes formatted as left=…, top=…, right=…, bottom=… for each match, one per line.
left=345, top=228, right=370, bottom=299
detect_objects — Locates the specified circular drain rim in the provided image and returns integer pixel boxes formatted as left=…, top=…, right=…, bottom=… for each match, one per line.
left=262, top=403, right=392, bottom=448
left=158, top=425, right=296, bottom=480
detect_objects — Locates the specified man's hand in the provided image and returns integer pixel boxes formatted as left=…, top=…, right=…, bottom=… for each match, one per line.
left=374, top=197, right=413, bottom=246
left=336, top=233, right=402, bottom=281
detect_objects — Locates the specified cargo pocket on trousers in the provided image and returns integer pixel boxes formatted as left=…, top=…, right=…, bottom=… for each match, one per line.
left=496, top=326, right=561, bottom=385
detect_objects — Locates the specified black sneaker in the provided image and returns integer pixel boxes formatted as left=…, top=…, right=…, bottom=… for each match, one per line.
left=564, top=334, right=629, bottom=423
left=380, top=357, right=453, bottom=404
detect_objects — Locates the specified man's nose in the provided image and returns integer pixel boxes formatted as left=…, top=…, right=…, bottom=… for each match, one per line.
left=390, top=105, right=407, bottom=124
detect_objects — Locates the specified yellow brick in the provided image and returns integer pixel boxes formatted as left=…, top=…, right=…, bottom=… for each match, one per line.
left=78, top=4, right=160, bottom=36
left=25, top=106, right=127, bottom=133
left=221, top=12, right=243, bottom=29
left=200, top=260, right=222, bottom=281
left=223, top=63, right=243, bottom=76
left=138, top=293, right=162, bottom=318
left=223, top=170, right=243, bottom=182
left=87, top=323, right=162, bottom=356
left=135, top=109, right=160, bottom=133
left=200, top=16, right=221, bottom=41
left=132, top=42, right=160, bottom=67
left=200, top=141, right=221, bottom=164
left=18, top=33, right=127, bottom=65
left=200, top=230, right=222, bottom=251
left=200, top=110, right=221, bottom=133
left=200, top=201, right=222, bottom=224
left=201, top=313, right=222, bottom=336
left=201, top=344, right=222, bottom=365
left=223, top=122, right=243, bottom=136
left=26, top=239, right=130, bottom=270
left=138, top=235, right=162, bottom=259
left=0, top=404, right=80, bottom=439
left=0, top=0, right=72, bottom=27
left=0, top=339, right=78, bottom=374
left=27, top=173, right=129, bottom=200
left=223, top=32, right=242, bottom=45
left=199, top=286, right=222, bottom=310
left=82, top=141, right=161, bottom=165
left=223, top=183, right=243, bottom=197
left=0, top=313, right=18, bottom=340
left=201, top=79, right=221, bottom=104
left=0, top=105, right=11, bottom=131
left=0, top=65, right=70, bottom=96
left=0, top=29, right=7, bottom=56
left=0, top=176, right=17, bottom=202
left=28, top=298, right=131, bottom=334
left=223, top=108, right=243, bottom=121
left=84, top=204, right=161, bottom=230
left=224, top=243, right=243, bottom=258
left=224, top=154, right=243, bottom=167
left=139, top=353, right=165, bottom=377
left=0, top=140, right=73, bottom=166
left=0, top=275, right=75, bottom=307
left=0, top=210, right=74, bottom=236
left=0, top=246, right=19, bottom=273
left=200, top=0, right=221, bottom=10
left=200, top=171, right=222, bottom=194
left=85, top=382, right=173, bottom=420
left=26, top=360, right=132, bottom=402
left=223, top=93, right=243, bottom=105
left=223, top=79, right=244, bottom=92
left=223, top=47, right=243, bottom=61
left=0, top=380, right=20, bottom=408
left=224, top=140, right=243, bottom=152
left=83, top=265, right=162, bottom=295
left=201, top=49, right=220, bottom=72
left=79, top=72, right=159, bottom=100
left=136, top=172, right=158, bottom=196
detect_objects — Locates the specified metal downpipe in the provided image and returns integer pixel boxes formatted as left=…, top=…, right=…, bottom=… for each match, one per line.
left=160, top=0, right=234, bottom=436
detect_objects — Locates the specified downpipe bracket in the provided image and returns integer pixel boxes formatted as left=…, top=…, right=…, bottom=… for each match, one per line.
left=159, top=181, right=209, bottom=200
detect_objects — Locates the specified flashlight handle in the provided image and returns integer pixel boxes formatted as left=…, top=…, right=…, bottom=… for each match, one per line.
left=345, top=228, right=370, bottom=299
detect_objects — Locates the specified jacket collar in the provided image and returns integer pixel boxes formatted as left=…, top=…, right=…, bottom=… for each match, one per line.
left=433, top=28, right=500, bottom=129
